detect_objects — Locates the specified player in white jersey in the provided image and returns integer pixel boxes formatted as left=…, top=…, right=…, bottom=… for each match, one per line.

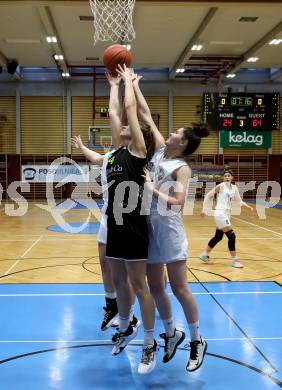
left=71, top=136, right=140, bottom=333
left=199, top=168, right=253, bottom=268
left=142, top=122, right=209, bottom=372
left=71, top=135, right=120, bottom=328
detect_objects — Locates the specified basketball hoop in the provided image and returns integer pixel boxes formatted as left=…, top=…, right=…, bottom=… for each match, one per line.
left=89, top=0, right=136, bottom=45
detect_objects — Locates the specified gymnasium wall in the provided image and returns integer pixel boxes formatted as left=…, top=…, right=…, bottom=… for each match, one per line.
left=0, top=96, right=16, bottom=153
left=1, top=92, right=281, bottom=156
left=71, top=96, right=169, bottom=155
left=0, top=85, right=280, bottom=199
left=21, top=96, right=67, bottom=154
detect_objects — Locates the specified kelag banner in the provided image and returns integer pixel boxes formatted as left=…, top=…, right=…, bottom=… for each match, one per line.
left=220, top=130, right=272, bottom=148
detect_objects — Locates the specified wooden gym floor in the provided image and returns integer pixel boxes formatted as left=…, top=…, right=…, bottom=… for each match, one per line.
left=0, top=200, right=281, bottom=285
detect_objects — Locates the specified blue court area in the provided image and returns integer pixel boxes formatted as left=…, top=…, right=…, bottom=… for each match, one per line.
left=247, top=200, right=282, bottom=210
left=0, top=282, right=281, bottom=389
left=55, top=199, right=104, bottom=209
left=48, top=199, right=104, bottom=234
left=47, top=222, right=100, bottom=234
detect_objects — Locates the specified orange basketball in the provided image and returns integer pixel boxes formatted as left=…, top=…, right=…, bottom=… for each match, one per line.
left=103, top=44, right=132, bottom=74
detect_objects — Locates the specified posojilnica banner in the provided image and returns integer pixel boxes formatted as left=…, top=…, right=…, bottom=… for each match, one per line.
left=21, top=164, right=89, bottom=183
left=220, top=130, right=272, bottom=148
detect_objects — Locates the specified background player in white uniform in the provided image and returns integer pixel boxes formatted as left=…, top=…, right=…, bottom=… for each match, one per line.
left=199, top=169, right=253, bottom=268
left=144, top=124, right=209, bottom=372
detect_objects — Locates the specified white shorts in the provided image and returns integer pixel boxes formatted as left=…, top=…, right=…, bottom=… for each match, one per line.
left=214, top=211, right=231, bottom=230
left=97, top=214, right=107, bottom=245
left=147, top=213, right=188, bottom=264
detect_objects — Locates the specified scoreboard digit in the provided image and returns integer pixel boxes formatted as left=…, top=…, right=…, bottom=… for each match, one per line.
left=100, top=106, right=109, bottom=118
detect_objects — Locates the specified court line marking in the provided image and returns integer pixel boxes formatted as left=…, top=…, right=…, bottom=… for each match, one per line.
left=0, top=240, right=39, bottom=242
left=0, top=234, right=43, bottom=237
left=0, top=337, right=281, bottom=343
left=0, top=237, right=281, bottom=242
left=2, top=235, right=43, bottom=276
left=0, top=291, right=281, bottom=297
left=189, top=269, right=279, bottom=373
left=232, top=216, right=282, bottom=238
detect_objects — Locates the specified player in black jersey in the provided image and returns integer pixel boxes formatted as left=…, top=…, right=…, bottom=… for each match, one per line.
left=106, top=65, right=157, bottom=374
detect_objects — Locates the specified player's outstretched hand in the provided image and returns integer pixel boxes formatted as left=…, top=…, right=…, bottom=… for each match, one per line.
left=142, top=168, right=151, bottom=183
left=116, top=64, right=132, bottom=82
left=106, top=72, right=121, bottom=86
left=71, top=135, right=83, bottom=149
left=130, top=70, right=143, bottom=85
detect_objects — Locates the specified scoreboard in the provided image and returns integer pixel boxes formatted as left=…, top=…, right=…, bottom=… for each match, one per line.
left=203, top=93, right=280, bottom=131
left=99, top=106, right=109, bottom=118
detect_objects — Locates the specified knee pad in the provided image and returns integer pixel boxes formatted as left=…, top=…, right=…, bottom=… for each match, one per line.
left=225, top=230, right=236, bottom=251
left=208, top=229, right=224, bottom=248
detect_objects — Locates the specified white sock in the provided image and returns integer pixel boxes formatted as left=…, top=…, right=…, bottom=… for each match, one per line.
left=202, top=251, right=208, bottom=257
left=105, top=291, right=117, bottom=299
left=162, top=317, right=175, bottom=337
left=129, top=305, right=134, bottom=322
left=231, top=256, right=238, bottom=260
left=144, top=329, right=155, bottom=347
left=119, top=316, right=130, bottom=333
left=188, top=320, right=200, bottom=342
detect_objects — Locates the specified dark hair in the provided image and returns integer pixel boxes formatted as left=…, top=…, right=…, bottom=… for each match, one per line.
left=182, top=123, right=210, bottom=156
left=224, top=167, right=233, bottom=176
left=140, top=124, right=156, bottom=162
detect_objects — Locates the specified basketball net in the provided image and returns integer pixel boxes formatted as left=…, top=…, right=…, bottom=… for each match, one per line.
left=89, top=0, right=136, bottom=45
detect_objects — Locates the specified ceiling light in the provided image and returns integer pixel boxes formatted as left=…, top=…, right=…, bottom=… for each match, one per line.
left=226, top=73, right=236, bottom=78
left=247, top=57, right=258, bottom=62
left=269, top=39, right=282, bottom=45
left=191, top=44, right=203, bottom=51
left=122, top=44, right=131, bottom=50
left=176, top=68, right=185, bottom=73
left=62, top=73, right=70, bottom=78
left=46, top=36, right=57, bottom=43
left=54, top=54, right=64, bottom=61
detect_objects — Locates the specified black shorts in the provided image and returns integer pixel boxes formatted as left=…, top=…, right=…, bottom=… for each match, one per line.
left=106, top=213, right=148, bottom=261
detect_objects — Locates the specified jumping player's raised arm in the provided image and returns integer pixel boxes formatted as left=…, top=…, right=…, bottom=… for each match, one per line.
left=116, top=64, right=146, bottom=158
left=106, top=73, right=123, bottom=150
left=131, top=71, right=165, bottom=150
left=71, top=135, right=104, bottom=166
